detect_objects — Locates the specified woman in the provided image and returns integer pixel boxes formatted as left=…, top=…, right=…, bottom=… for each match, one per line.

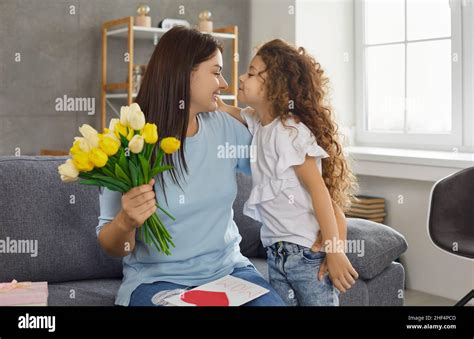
left=96, top=26, right=286, bottom=306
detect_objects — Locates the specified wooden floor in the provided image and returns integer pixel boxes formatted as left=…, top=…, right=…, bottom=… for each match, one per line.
left=404, top=289, right=473, bottom=306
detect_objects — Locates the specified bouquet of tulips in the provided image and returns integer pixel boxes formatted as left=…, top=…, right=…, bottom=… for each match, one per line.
left=58, top=103, right=180, bottom=255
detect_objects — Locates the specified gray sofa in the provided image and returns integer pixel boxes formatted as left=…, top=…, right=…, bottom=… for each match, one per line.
left=0, top=156, right=407, bottom=306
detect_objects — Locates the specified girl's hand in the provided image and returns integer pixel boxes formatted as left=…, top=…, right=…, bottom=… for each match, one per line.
left=311, top=230, right=323, bottom=252
left=119, top=178, right=157, bottom=232
left=324, top=252, right=359, bottom=293
left=216, top=95, right=228, bottom=111
left=318, top=257, right=329, bottom=281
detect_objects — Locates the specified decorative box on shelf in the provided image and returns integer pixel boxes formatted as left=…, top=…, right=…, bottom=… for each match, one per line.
left=0, top=280, right=48, bottom=306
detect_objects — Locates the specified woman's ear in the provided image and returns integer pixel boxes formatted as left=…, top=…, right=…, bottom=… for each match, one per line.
left=190, top=67, right=201, bottom=87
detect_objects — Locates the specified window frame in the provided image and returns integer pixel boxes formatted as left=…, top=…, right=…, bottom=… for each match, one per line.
left=354, top=0, right=467, bottom=151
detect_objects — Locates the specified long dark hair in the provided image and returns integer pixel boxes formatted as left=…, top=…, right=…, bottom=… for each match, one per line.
left=136, top=26, right=222, bottom=206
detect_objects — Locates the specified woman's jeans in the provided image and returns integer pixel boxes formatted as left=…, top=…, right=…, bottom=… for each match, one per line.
left=266, top=241, right=340, bottom=306
left=129, top=264, right=287, bottom=306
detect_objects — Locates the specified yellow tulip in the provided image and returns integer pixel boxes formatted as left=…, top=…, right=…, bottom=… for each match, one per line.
left=99, top=134, right=120, bottom=156
left=113, top=122, right=128, bottom=140
left=160, top=137, right=181, bottom=154
left=128, top=135, right=144, bottom=154
left=89, top=148, right=108, bottom=168
left=141, top=123, right=158, bottom=144
left=72, top=151, right=94, bottom=172
left=58, top=159, right=79, bottom=182
left=69, top=140, right=82, bottom=156
left=126, top=127, right=134, bottom=141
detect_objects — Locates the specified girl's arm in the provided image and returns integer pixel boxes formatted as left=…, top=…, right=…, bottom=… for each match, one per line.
left=294, top=155, right=358, bottom=293
left=216, top=96, right=248, bottom=125
left=312, top=200, right=347, bottom=252
left=333, top=201, right=347, bottom=241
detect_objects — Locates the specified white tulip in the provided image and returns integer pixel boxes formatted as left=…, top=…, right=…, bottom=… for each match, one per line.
left=120, top=106, right=130, bottom=126
left=58, top=159, right=79, bottom=182
left=108, top=118, right=120, bottom=132
left=129, top=103, right=141, bottom=115
left=74, top=137, right=91, bottom=153
left=127, top=104, right=146, bottom=131
left=78, top=124, right=99, bottom=149
left=128, top=135, right=144, bottom=153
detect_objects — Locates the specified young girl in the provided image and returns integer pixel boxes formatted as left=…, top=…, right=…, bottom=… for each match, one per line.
left=218, top=39, right=359, bottom=306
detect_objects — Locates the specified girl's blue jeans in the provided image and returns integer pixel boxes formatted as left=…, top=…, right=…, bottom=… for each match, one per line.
left=266, top=241, right=340, bottom=306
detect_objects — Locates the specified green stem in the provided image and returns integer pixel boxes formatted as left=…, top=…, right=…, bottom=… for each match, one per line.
left=153, top=215, right=175, bottom=250
left=143, top=220, right=148, bottom=244
left=147, top=217, right=163, bottom=253
left=156, top=203, right=176, bottom=221
left=148, top=215, right=168, bottom=254
left=154, top=215, right=172, bottom=240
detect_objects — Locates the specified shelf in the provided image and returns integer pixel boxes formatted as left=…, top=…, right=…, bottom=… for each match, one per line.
left=106, top=93, right=138, bottom=99
left=101, top=18, right=239, bottom=130
left=106, top=93, right=236, bottom=100
left=107, top=26, right=236, bottom=40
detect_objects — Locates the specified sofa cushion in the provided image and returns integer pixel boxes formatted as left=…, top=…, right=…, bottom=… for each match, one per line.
left=0, top=156, right=123, bottom=283
left=346, top=218, right=408, bottom=280
left=48, top=278, right=121, bottom=306
left=366, top=262, right=405, bottom=306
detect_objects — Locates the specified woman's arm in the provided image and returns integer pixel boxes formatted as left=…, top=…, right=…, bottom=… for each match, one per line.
left=98, top=211, right=137, bottom=257
left=294, top=155, right=358, bottom=293
left=98, top=179, right=157, bottom=257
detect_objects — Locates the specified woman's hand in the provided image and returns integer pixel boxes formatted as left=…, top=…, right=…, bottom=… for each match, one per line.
left=323, top=252, right=359, bottom=293
left=118, top=178, right=157, bottom=232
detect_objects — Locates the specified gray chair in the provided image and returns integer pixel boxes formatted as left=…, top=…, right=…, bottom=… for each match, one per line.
left=428, top=167, right=474, bottom=306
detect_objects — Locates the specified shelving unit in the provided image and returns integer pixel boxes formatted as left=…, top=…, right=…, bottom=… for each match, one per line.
left=101, top=17, right=239, bottom=131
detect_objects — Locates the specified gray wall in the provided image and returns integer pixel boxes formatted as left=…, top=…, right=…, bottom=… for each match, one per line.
left=249, top=0, right=295, bottom=61
left=0, top=0, right=251, bottom=155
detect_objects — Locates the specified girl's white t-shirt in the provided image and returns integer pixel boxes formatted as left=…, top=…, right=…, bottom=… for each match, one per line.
left=240, top=107, right=330, bottom=249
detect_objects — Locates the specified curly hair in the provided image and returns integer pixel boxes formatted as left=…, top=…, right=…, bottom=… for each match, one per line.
left=255, top=39, right=358, bottom=211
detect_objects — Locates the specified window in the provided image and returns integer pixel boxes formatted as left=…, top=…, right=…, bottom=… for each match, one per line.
left=355, top=0, right=465, bottom=150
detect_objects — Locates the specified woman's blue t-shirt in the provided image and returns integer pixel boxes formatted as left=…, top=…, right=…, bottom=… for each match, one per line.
left=96, top=111, right=254, bottom=306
